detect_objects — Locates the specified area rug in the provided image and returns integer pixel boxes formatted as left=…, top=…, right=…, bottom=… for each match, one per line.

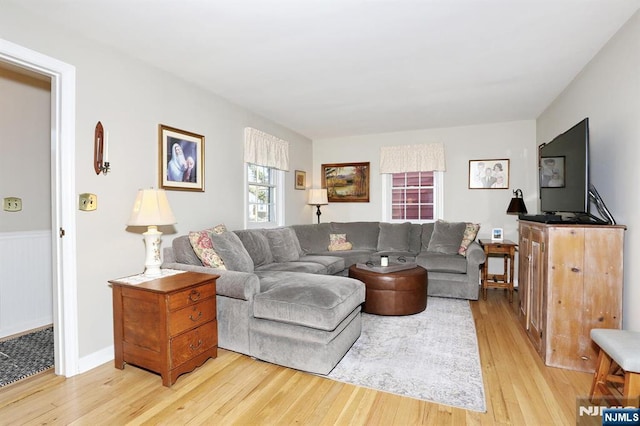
left=0, top=327, right=54, bottom=387
left=327, top=297, right=486, bottom=412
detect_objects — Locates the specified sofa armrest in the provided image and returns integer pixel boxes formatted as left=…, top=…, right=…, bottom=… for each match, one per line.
left=465, top=241, right=486, bottom=266
left=162, top=262, right=260, bottom=301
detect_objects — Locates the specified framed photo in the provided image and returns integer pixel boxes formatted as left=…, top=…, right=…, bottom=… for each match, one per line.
left=321, top=162, right=370, bottom=202
left=491, top=228, right=504, bottom=241
left=159, top=124, right=205, bottom=191
left=295, top=170, right=306, bottom=190
left=540, top=156, right=565, bottom=188
left=469, top=159, right=509, bottom=189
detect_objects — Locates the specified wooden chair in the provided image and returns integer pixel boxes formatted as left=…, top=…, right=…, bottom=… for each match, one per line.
left=589, top=329, right=640, bottom=405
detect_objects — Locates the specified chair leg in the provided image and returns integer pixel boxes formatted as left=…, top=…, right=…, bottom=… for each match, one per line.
left=624, top=372, right=640, bottom=399
left=590, top=349, right=612, bottom=404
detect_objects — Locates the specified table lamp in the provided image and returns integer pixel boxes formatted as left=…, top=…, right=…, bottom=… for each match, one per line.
left=308, top=188, right=328, bottom=224
left=127, top=188, right=176, bottom=276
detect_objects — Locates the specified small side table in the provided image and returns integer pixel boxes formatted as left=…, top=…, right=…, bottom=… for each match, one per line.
left=110, top=270, right=219, bottom=386
left=479, top=239, right=517, bottom=302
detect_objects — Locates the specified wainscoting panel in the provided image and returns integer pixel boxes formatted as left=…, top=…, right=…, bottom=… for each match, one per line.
left=0, top=230, right=53, bottom=338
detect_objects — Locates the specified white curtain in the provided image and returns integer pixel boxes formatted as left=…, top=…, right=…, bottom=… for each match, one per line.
left=244, top=127, right=290, bottom=171
left=379, top=143, right=446, bottom=173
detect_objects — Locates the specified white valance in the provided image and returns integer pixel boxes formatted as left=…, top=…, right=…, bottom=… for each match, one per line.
left=244, top=127, right=290, bottom=171
left=379, top=143, right=446, bottom=173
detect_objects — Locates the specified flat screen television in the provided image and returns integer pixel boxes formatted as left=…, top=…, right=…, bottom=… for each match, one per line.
left=538, top=118, right=590, bottom=216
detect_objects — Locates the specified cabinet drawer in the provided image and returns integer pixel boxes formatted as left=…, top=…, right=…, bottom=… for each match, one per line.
left=486, top=245, right=513, bottom=254
left=168, top=282, right=216, bottom=311
left=171, top=320, right=217, bottom=368
left=168, top=298, right=216, bottom=336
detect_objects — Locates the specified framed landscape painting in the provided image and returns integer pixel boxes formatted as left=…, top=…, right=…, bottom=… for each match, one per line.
left=321, top=162, right=370, bottom=202
left=159, top=124, right=205, bottom=191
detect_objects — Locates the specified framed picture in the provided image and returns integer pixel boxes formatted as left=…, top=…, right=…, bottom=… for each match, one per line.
left=469, top=159, right=509, bottom=189
left=321, top=162, right=370, bottom=202
left=540, top=156, right=565, bottom=188
left=295, top=170, right=306, bottom=190
left=159, top=124, right=205, bottom=191
left=491, top=228, right=504, bottom=241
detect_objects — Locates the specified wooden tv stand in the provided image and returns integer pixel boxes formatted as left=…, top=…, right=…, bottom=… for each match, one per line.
left=517, top=220, right=625, bottom=373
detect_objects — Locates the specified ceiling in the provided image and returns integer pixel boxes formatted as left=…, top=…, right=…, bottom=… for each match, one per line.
left=8, top=0, right=640, bottom=139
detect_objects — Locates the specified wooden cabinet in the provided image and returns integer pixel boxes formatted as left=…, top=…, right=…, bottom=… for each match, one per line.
left=517, top=221, right=624, bottom=372
left=110, top=271, right=219, bottom=386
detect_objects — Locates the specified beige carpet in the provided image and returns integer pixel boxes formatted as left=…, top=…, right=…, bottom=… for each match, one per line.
left=327, top=297, right=486, bottom=412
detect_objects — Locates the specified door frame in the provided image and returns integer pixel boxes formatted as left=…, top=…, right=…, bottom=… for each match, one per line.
left=0, top=38, right=79, bottom=377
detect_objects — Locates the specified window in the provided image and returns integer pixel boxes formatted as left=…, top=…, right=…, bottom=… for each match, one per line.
left=382, top=171, right=443, bottom=222
left=246, top=163, right=284, bottom=228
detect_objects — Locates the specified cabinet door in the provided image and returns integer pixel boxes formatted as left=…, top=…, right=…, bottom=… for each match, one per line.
left=518, top=224, right=531, bottom=327
left=527, top=227, right=545, bottom=354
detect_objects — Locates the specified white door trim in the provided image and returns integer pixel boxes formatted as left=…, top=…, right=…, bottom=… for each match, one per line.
left=0, top=38, right=79, bottom=377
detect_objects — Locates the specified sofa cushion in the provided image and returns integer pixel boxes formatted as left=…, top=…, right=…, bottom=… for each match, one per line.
left=210, top=231, right=254, bottom=272
left=172, top=235, right=204, bottom=266
left=330, top=222, right=379, bottom=250
left=255, top=261, right=327, bottom=274
left=234, top=229, right=274, bottom=268
left=458, top=223, right=481, bottom=256
left=297, top=255, right=345, bottom=275
left=416, top=252, right=467, bottom=274
left=291, top=223, right=331, bottom=254
left=264, top=227, right=303, bottom=262
left=187, top=224, right=227, bottom=269
left=427, top=220, right=466, bottom=254
left=377, top=222, right=411, bottom=251
left=253, top=272, right=365, bottom=331
left=421, top=222, right=435, bottom=250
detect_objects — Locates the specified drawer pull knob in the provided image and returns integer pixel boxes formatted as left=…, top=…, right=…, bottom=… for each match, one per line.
left=189, top=311, right=202, bottom=321
left=189, top=290, right=201, bottom=302
left=190, top=339, right=203, bottom=351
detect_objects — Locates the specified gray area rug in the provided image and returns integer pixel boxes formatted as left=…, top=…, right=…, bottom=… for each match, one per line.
left=327, top=297, right=486, bottom=412
left=0, top=327, right=54, bottom=387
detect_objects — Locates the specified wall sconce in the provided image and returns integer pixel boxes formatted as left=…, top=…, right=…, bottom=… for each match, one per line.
left=127, top=188, right=176, bottom=276
left=94, top=121, right=110, bottom=175
left=506, top=188, right=528, bottom=214
left=308, top=188, right=328, bottom=224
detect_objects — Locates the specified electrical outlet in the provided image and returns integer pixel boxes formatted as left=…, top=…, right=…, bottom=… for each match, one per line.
left=3, top=197, right=22, bottom=212
left=78, top=193, right=97, bottom=211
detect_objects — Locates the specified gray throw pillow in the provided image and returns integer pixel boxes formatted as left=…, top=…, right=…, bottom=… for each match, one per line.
left=377, top=222, right=411, bottom=251
left=234, top=229, right=274, bottom=268
left=264, top=227, right=302, bottom=262
left=210, top=231, right=254, bottom=272
left=427, top=220, right=466, bottom=254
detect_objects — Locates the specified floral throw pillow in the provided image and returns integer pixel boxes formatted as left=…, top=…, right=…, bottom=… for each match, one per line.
left=188, top=224, right=227, bottom=269
left=328, top=233, right=352, bottom=251
left=458, top=223, right=480, bottom=256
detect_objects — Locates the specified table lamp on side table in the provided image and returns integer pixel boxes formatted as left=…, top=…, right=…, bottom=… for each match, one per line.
left=308, top=188, right=328, bottom=224
left=127, top=188, right=176, bottom=277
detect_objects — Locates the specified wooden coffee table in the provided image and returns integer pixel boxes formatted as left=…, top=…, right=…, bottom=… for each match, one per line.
left=348, top=264, right=428, bottom=315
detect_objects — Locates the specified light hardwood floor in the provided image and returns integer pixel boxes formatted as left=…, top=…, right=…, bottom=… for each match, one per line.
left=0, top=290, right=592, bottom=425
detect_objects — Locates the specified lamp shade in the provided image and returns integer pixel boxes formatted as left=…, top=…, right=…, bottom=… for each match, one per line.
left=506, top=189, right=528, bottom=215
left=308, top=188, right=328, bottom=205
left=127, top=189, right=176, bottom=226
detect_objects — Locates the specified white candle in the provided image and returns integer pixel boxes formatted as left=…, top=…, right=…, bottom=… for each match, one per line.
left=104, top=131, right=109, bottom=163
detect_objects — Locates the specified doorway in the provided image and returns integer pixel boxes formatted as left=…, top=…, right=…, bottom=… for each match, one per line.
left=0, top=38, right=79, bottom=377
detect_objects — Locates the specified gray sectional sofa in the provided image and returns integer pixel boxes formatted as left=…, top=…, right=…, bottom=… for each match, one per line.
left=162, top=220, right=485, bottom=375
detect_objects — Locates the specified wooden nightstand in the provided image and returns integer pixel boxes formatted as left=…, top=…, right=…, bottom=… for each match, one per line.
left=478, top=239, right=517, bottom=303
left=109, top=270, right=219, bottom=386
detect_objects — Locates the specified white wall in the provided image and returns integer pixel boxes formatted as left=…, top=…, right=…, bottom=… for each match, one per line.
left=537, top=11, right=640, bottom=330
left=0, top=66, right=50, bottom=232
left=1, top=4, right=313, bottom=360
left=312, top=120, right=538, bottom=242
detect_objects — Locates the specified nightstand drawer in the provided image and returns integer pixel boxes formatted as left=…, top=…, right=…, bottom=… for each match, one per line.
left=168, top=282, right=216, bottom=311
left=171, top=320, right=217, bottom=367
left=168, top=298, right=216, bottom=336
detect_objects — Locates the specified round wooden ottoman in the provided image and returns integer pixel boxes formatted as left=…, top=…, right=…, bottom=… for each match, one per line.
left=348, top=265, right=428, bottom=315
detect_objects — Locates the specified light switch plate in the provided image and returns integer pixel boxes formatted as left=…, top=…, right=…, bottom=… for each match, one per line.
left=79, top=193, right=97, bottom=211
left=3, top=197, right=22, bottom=212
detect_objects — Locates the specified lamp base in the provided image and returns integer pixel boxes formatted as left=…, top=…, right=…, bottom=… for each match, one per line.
left=315, top=205, right=322, bottom=224
left=143, top=225, right=163, bottom=277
